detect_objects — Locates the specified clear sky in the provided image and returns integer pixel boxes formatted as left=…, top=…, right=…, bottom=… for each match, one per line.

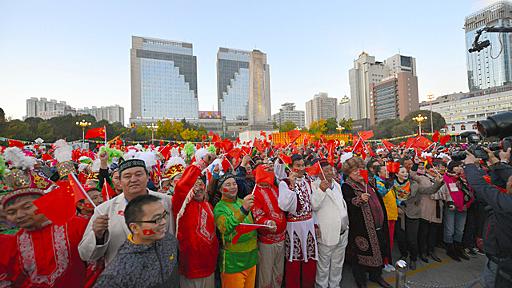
left=0, top=0, right=498, bottom=123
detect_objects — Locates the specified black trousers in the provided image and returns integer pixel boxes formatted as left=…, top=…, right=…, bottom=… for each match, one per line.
left=418, top=219, right=440, bottom=255
left=352, top=228, right=386, bottom=285
left=463, top=202, right=480, bottom=248
left=396, top=216, right=420, bottom=261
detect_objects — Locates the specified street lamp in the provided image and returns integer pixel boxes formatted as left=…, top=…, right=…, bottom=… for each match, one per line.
left=412, top=114, right=427, bottom=135
left=75, top=120, right=92, bottom=145
left=427, top=93, right=435, bottom=133
left=336, top=126, right=345, bottom=134
left=146, top=123, right=159, bottom=145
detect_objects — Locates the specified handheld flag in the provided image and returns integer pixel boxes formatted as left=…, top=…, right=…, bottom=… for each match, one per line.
left=232, top=223, right=270, bottom=244
left=85, top=127, right=106, bottom=139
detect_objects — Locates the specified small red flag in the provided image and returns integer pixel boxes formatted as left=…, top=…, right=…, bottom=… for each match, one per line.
left=68, top=174, right=88, bottom=203
left=232, top=223, right=263, bottom=244
left=386, top=162, right=400, bottom=173
left=305, top=161, right=323, bottom=176
left=440, top=135, right=451, bottom=146
left=101, top=182, right=116, bottom=202
left=279, top=153, right=292, bottom=165
left=381, top=140, right=395, bottom=151
left=432, top=131, right=440, bottom=142
left=413, top=136, right=433, bottom=150
left=211, top=133, right=221, bottom=143
left=227, top=148, right=242, bottom=160
left=85, top=127, right=106, bottom=139
left=253, top=138, right=266, bottom=153
left=359, top=130, right=374, bottom=141
left=287, top=130, right=301, bottom=143
left=254, top=165, right=275, bottom=185
left=359, top=169, right=369, bottom=183
left=159, top=144, right=172, bottom=160
left=220, top=139, right=234, bottom=153
left=33, top=186, right=76, bottom=225
left=8, top=139, right=24, bottom=148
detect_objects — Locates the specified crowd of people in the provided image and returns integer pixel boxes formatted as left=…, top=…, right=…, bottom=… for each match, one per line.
left=0, top=132, right=511, bottom=288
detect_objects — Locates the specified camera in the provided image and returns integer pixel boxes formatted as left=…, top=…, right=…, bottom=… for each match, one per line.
left=451, top=132, right=489, bottom=161
left=477, top=111, right=512, bottom=138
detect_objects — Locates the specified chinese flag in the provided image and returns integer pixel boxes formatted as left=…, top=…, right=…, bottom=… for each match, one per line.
left=220, top=139, right=234, bottom=153
left=287, top=130, right=301, bottom=144
left=232, top=223, right=265, bottom=244
left=306, top=161, right=323, bottom=176
left=359, top=169, right=369, bottom=183
left=211, top=133, right=221, bottom=143
left=432, top=130, right=440, bottom=142
left=241, top=146, right=252, bottom=156
left=253, top=138, right=266, bottom=153
left=33, top=186, right=75, bottom=225
left=102, top=181, right=116, bottom=202
left=41, top=153, right=53, bottom=161
left=85, top=127, right=106, bottom=139
left=440, top=135, right=451, bottom=146
left=228, top=148, right=242, bottom=160
left=413, top=136, right=433, bottom=150
left=8, top=139, right=24, bottom=148
left=254, top=165, right=275, bottom=185
left=382, top=140, right=395, bottom=151
left=353, top=138, right=364, bottom=154
left=386, top=161, right=400, bottom=173
left=68, top=174, right=88, bottom=203
left=159, top=144, right=172, bottom=160
left=279, top=153, right=292, bottom=165
left=260, top=131, right=266, bottom=137
left=359, top=130, right=374, bottom=141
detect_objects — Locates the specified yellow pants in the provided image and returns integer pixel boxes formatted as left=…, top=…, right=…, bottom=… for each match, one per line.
left=221, top=265, right=256, bottom=288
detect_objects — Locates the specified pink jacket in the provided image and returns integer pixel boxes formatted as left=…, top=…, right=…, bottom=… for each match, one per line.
left=442, top=174, right=473, bottom=212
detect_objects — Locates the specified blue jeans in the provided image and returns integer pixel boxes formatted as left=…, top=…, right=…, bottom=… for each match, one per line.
left=443, top=208, right=467, bottom=243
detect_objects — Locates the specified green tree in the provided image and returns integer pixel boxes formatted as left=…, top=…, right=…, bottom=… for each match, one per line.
left=279, top=121, right=297, bottom=132
left=338, top=118, right=354, bottom=133
left=180, top=128, right=199, bottom=141
left=36, top=122, right=54, bottom=142
left=403, top=110, right=446, bottom=134
left=374, top=119, right=401, bottom=139
left=309, top=119, right=327, bottom=135
left=325, top=118, right=338, bottom=134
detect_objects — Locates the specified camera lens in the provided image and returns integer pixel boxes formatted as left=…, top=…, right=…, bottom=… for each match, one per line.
left=477, top=111, right=512, bottom=138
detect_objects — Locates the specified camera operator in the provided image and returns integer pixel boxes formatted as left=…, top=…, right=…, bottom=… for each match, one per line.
left=462, top=149, right=512, bottom=288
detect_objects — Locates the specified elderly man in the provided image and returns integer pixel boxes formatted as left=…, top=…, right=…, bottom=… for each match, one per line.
left=311, top=159, right=349, bottom=288
left=79, top=158, right=174, bottom=265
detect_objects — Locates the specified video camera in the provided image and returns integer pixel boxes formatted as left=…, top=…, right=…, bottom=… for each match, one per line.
left=451, top=111, right=512, bottom=161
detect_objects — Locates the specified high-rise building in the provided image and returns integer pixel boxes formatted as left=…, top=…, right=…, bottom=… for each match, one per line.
left=465, top=1, right=512, bottom=91
left=305, top=92, right=337, bottom=127
left=349, top=52, right=390, bottom=129
left=247, top=50, right=272, bottom=130
left=337, top=95, right=351, bottom=121
left=25, top=97, right=76, bottom=120
left=217, top=48, right=251, bottom=121
left=372, top=72, right=419, bottom=123
left=77, top=105, right=124, bottom=125
left=419, top=84, right=512, bottom=134
left=349, top=52, right=419, bottom=128
left=130, top=36, right=199, bottom=124
left=272, top=103, right=305, bottom=129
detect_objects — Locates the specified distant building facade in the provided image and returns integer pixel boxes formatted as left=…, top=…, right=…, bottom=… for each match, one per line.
left=305, top=92, right=337, bottom=127
left=25, top=97, right=76, bottom=120
left=247, top=50, right=272, bottom=130
left=77, top=105, right=124, bottom=125
left=272, top=103, right=305, bottom=129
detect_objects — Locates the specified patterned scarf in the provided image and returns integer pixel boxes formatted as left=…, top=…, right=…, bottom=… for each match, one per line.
left=393, top=179, right=411, bottom=202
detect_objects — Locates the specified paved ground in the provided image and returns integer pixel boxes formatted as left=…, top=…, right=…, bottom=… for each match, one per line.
left=340, top=248, right=486, bottom=288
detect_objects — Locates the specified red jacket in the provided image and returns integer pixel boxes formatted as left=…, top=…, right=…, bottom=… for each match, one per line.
left=252, top=184, right=287, bottom=244
left=172, top=165, right=219, bottom=279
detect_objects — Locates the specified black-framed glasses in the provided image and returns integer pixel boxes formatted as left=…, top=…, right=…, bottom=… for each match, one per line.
left=132, top=210, right=169, bottom=225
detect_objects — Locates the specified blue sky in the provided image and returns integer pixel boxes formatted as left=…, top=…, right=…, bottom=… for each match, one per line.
left=0, top=0, right=497, bottom=123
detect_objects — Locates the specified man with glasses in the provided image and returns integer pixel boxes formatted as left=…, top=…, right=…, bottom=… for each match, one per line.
left=79, top=158, right=174, bottom=266
left=94, top=194, right=179, bottom=287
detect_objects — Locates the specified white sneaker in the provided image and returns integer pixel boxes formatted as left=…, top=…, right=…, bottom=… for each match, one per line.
left=383, top=264, right=396, bottom=272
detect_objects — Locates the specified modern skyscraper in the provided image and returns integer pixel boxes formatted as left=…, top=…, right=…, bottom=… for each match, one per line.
left=465, top=1, right=512, bottom=91
left=247, top=50, right=272, bottom=130
left=130, top=36, right=199, bottom=124
left=217, top=48, right=251, bottom=121
left=349, top=52, right=390, bottom=129
left=272, top=103, right=305, bottom=129
left=305, top=92, right=337, bottom=127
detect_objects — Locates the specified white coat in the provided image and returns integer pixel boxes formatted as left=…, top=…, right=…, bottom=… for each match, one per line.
left=78, top=190, right=174, bottom=265
left=311, top=179, right=349, bottom=246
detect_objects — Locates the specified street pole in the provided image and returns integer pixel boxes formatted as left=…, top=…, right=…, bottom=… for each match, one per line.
left=82, top=127, right=85, bottom=145
left=428, top=93, right=434, bottom=133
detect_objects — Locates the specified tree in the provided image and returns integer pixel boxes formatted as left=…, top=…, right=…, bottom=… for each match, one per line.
left=403, top=110, right=446, bottom=134
left=309, top=119, right=327, bottom=135
left=180, top=128, right=199, bottom=141
left=374, top=119, right=401, bottom=139
left=279, top=121, right=297, bottom=132
left=0, top=108, right=5, bottom=123
left=338, top=118, right=354, bottom=133
left=325, top=118, right=339, bottom=134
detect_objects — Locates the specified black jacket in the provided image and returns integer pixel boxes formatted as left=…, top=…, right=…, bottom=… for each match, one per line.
left=464, top=164, right=512, bottom=257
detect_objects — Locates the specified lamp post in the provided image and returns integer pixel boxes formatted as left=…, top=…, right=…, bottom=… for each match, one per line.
left=75, top=120, right=92, bottom=145
left=336, top=126, right=345, bottom=134
left=412, top=114, right=427, bottom=135
left=146, top=123, right=159, bottom=145
left=427, top=93, right=434, bottom=133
